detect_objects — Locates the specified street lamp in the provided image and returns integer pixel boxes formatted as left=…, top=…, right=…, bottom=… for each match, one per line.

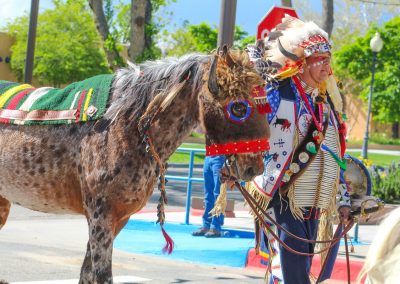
left=361, top=32, right=383, bottom=159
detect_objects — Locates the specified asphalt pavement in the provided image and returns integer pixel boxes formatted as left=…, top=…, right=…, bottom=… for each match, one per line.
left=0, top=163, right=390, bottom=284
left=0, top=206, right=264, bottom=284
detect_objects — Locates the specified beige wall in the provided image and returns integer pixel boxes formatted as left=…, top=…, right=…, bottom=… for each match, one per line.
left=345, top=95, right=390, bottom=141
left=0, top=32, right=16, bottom=82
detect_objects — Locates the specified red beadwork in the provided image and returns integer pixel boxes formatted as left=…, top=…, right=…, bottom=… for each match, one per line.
left=206, top=139, right=270, bottom=156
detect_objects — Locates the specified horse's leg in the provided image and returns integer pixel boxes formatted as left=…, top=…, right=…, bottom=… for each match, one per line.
left=82, top=197, right=118, bottom=284
left=79, top=216, right=130, bottom=284
left=0, top=195, right=11, bottom=230
left=79, top=241, right=93, bottom=284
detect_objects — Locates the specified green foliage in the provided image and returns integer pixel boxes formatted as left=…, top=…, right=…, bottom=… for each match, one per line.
left=370, top=134, right=400, bottom=146
left=333, top=16, right=400, bottom=124
left=105, top=0, right=175, bottom=62
left=235, top=35, right=256, bottom=50
left=164, top=21, right=251, bottom=56
left=6, top=0, right=110, bottom=86
left=370, top=162, right=400, bottom=203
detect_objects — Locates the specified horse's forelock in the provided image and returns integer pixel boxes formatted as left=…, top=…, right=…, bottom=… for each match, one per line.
left=213, top=49, right=264, bottom=99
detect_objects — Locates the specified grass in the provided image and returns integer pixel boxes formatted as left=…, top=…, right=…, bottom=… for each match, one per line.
left=345, top=150, right=400, bottom=167
left=168, top=143, right=205, bottom=164
left=168, top=143, right=400, bottom=167
left=347, top=134, right=400, bottom=146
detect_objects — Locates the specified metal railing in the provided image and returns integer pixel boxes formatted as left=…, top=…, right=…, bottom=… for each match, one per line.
left=165, top=147, right=205, bottom=225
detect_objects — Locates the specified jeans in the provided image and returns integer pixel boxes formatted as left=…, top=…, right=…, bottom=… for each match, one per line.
left=202, top=155, right=225, bottom=231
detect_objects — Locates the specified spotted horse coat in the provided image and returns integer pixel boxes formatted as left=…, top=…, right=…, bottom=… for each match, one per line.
left=0, top=49, right=270, bottom=284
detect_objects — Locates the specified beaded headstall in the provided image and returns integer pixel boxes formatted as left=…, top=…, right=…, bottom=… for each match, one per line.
left=206, top=85, right=271, bottom=156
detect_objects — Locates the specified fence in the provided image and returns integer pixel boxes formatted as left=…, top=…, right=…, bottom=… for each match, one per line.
left=165, top=147, right=205, bottom=225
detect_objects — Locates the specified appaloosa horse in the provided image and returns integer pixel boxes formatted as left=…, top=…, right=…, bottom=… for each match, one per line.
left=0, top=48, right=269, bottom=283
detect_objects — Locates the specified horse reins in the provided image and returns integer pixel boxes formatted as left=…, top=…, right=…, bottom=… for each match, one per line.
left=220, top=167, right=355, bottom=283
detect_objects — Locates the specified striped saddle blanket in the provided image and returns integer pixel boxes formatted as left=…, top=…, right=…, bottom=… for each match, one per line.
left=0, top=74, right=113, bottom=125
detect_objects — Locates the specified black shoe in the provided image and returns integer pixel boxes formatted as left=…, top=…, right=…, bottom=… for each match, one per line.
left=192, top=228, right=209, bottom=236
left=204, top=229, right=221, bottom=238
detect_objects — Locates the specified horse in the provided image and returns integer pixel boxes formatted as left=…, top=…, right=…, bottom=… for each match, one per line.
left=0, top=48, right=270, bottom=283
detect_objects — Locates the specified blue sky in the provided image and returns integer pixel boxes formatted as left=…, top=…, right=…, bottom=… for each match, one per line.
left=0, top=0, right=294, bottom=36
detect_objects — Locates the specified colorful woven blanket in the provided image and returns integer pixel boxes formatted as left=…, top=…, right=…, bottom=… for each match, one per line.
left=0, top=74, right=113, bottom=125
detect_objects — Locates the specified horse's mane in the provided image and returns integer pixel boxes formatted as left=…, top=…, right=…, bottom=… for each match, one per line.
left=105, top=53, right=210, bottom=124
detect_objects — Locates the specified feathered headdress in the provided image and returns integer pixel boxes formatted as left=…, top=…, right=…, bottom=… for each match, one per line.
left=247, top=15, right=343, bottom=113
left=264, top=15, right=330, bottom=79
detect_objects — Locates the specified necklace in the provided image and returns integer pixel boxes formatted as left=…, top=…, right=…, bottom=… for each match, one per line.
left=293, top=76, right=323, bottom=132
left=298, top=76, right=318, bottom=95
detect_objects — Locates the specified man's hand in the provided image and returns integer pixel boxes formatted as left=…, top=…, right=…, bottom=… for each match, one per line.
left=338, top=206, right=352, bottom=225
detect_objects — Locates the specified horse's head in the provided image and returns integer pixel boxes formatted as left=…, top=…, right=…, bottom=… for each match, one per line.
left=199, top=47, right=270, bottom=181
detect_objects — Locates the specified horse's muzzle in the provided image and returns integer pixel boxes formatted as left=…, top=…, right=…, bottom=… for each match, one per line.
left=226, top=153, right=264, bottom=181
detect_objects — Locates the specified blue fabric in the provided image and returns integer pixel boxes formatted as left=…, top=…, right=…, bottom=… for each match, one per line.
left=270, top=205, right=319, bottom=284
left=202, top=155, right=225, bottom=231
left=266, top=80, right=314, bottom=124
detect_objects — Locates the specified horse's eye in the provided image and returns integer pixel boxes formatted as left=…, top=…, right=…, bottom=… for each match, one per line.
left=225, top=100, right=252, bottom=123
left=231, top=102, right=248, bottom=118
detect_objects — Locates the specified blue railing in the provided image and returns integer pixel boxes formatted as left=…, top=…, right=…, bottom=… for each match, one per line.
left=165, top=147, right=205, bottom=225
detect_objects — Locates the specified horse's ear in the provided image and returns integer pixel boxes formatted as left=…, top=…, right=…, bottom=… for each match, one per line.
left=208, top=55, right=219, bottom=96
left=220, top=45, right=236, bottom=69
left=220, top=45, right=228, bottom=57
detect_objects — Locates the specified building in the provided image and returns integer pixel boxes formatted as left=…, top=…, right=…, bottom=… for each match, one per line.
left=0, top=32, right=16, bottom=82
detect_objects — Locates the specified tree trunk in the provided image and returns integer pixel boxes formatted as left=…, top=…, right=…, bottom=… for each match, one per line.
left=129, top=0, right=152, bottom=62
left=89, top=0, right=122, bottom=71
left=322, top=0, right=334, bottom=37
left=281, top=0, right=292, bottom=7
left=392, top=122, right=399, bottom=139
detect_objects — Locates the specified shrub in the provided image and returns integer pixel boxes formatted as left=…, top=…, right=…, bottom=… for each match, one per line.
left=370, top=162, right=400, bottom=203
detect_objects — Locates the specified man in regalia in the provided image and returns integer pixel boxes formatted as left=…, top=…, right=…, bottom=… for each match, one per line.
left=246, top=15, right=352, bottom=284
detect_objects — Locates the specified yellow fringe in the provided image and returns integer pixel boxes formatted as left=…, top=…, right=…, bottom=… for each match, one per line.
left=287, top=184, right=305, bottom=220
left=244, top=182, right=271, bottom=217
left=210, top=183, right=227, bottom=217
left=316, top=211, right=333, bottom=264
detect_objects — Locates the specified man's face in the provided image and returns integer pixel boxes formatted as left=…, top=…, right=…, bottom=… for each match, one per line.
left=305, top=52, right=331, bottom=84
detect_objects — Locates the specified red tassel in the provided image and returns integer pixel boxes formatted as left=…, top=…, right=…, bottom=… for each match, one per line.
left=256, top=103, right=272, bottom=114
left=161, top=225, right=174, bottom=254
left=339, top=122, right=347, bottom=157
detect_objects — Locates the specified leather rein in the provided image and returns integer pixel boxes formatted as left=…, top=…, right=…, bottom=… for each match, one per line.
left=220, top=164, right=355, bottom=284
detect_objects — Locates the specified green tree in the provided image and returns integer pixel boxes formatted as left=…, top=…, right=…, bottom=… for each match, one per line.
left=334, top=16, right=400, bottom=137
left=90, top=0, right=176, bottom=65
left=7, top=0, right=110, bottom=86
left=163, top=21, right=251, bottom=57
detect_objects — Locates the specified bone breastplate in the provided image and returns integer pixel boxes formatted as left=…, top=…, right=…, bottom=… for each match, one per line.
left=292, top=111, right=340, bottom=210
